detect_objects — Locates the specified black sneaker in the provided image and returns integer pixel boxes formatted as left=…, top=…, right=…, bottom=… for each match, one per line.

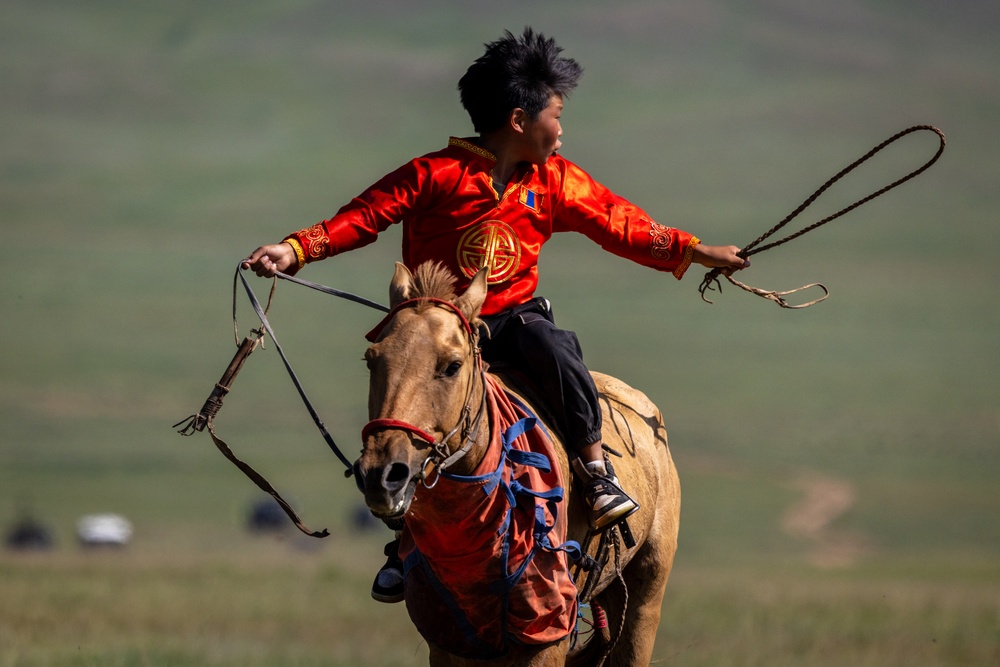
left=371, top=539, right=404, bottom=603
left=584, top=474, right=638, bottom=531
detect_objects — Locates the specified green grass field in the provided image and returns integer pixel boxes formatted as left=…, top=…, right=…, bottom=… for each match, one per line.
left=2, top=1, right=998, bottom=664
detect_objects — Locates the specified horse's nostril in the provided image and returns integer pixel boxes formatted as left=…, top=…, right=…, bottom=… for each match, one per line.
left=383, top=462, right=412, bottom=492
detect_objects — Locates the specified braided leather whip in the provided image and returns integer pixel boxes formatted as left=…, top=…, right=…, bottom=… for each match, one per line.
left=699, top=125, right=946, bottom=308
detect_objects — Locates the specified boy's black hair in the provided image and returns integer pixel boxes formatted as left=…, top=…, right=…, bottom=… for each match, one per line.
left=458, top=28, right=583, bottom=134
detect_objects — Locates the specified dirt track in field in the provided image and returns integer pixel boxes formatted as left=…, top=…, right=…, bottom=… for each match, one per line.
left=781, top=473, right=866, bottom=567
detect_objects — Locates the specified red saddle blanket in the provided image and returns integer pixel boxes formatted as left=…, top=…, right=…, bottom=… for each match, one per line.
left=399, top=374, right=579, bottom=659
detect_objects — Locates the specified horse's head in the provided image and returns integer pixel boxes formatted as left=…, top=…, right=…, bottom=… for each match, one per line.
left=353, top=262, right=489, bottom=519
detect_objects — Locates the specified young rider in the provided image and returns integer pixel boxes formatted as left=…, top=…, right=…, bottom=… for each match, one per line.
left=244, top=28, right=748, bottom=602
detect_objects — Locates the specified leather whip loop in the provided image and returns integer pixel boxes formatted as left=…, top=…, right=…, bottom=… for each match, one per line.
left=699, top=125, right=946, bottom=308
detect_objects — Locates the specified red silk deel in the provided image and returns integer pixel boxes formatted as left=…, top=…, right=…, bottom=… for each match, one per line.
left=284, top=137, right=699, bottom=316
left=397, top=375, right=580, bottom=659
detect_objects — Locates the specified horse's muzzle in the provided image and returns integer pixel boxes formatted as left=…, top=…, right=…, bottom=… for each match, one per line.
left=353, top=456, right=417, bottom=519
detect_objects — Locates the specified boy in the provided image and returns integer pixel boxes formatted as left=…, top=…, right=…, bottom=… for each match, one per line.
left=244, top=28, right=748, bottom=602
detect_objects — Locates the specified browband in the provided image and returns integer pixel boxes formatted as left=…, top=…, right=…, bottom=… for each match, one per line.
left=365, top=297, right=475, bottom=343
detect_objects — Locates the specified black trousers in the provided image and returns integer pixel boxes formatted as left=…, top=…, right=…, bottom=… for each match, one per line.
left=480, top=298, right=602, bottom=453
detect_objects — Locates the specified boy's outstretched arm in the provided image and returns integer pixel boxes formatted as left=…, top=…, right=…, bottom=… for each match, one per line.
left=691, top=244, right=750, bottom=276
left=242, top=242, right=299, bottom=278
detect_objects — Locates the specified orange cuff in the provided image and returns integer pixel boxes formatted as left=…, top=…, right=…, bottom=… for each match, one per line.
left=673, top=237, right=700, bottom=279
left=283, top=237, right=306, bottom=269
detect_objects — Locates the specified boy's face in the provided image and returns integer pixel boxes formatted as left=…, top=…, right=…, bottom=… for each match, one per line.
left=519, top=94, right=563, bottom=165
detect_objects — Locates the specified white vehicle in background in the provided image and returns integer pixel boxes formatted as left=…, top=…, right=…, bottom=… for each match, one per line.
left=76, top=514, right=132, bottom=547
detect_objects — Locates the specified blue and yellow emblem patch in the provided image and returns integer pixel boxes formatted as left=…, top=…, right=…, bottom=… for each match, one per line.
left=519, top=187, right=540, bottom=211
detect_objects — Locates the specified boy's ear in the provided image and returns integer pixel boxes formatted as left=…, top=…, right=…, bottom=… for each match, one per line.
left=509, top=108, right=527, bottom=134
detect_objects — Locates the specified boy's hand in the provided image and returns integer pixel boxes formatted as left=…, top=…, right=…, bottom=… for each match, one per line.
left=692, top=244, right=750, bottom=275
left=242, top=242, right=298, bottom=278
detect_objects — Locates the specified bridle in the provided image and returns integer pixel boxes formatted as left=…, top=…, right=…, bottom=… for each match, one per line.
left=361, top=297, right=489, bottom=487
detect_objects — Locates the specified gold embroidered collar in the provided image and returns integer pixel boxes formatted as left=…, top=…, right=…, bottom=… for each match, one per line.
left=449, top=136, right=496, bottom=162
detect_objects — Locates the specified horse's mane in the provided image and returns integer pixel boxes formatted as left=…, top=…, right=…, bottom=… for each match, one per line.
left=410, top=262, right=459, bottom=309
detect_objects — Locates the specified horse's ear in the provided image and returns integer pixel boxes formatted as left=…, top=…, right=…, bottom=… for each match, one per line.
left=389, top=262, right=414, bottom=308
left=455, top=267, right=489, bottom=322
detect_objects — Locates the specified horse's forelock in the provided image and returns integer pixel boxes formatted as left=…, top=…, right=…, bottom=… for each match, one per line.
left=410, top=262, right=459, bottom=307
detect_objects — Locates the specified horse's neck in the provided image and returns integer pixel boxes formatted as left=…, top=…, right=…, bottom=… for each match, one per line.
left=488, top=369, right=567, bottom=448
left=487, top=369, right=571, bottom=455
left=486, top=371, right=575, bottom=518
left=447, top=371, right=545, bottom=477
left=448, top=369, right=574, bottom=487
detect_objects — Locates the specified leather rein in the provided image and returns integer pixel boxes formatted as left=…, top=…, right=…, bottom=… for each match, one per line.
left=361, top=297, right=489, bottom=487
left=175, top=265, right=388, bottom=538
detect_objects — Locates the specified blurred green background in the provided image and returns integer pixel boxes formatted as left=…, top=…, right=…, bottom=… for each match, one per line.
left=1, top=1, right=997, bottom=665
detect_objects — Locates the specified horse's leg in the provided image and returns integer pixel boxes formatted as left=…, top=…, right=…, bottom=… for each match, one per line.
left=597, top=479, right=678, bottom=665
left=428, top=639, right=569, bottom=667
left=517, top=639, right=570, bottom=667
left=590, top=537, right=671, bottom=665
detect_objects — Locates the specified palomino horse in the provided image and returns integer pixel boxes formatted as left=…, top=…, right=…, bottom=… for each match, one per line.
left=354, top=262, right=680, bottom=666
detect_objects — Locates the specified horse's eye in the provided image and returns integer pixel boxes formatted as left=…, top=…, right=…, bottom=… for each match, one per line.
left=442, top=361, right=462, bottom=378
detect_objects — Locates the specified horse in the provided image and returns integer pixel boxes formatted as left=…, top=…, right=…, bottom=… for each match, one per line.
left=354, top=261, right=681, bottom=666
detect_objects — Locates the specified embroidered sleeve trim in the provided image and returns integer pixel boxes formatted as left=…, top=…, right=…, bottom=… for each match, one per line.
left=648, top=221, right=675, bottom=261
left=287, top=223, right=330, bottom=262
left=283, top=237, right=306, bottom=269
left=673, top=237, right=700, bottom=280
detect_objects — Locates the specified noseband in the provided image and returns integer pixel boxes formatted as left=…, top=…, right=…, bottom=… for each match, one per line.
left=362, top=297, right=488, bottom=486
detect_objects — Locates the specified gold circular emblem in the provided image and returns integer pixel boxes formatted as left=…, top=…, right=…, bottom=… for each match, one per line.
left=456, top=221, right=521, bottom=284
